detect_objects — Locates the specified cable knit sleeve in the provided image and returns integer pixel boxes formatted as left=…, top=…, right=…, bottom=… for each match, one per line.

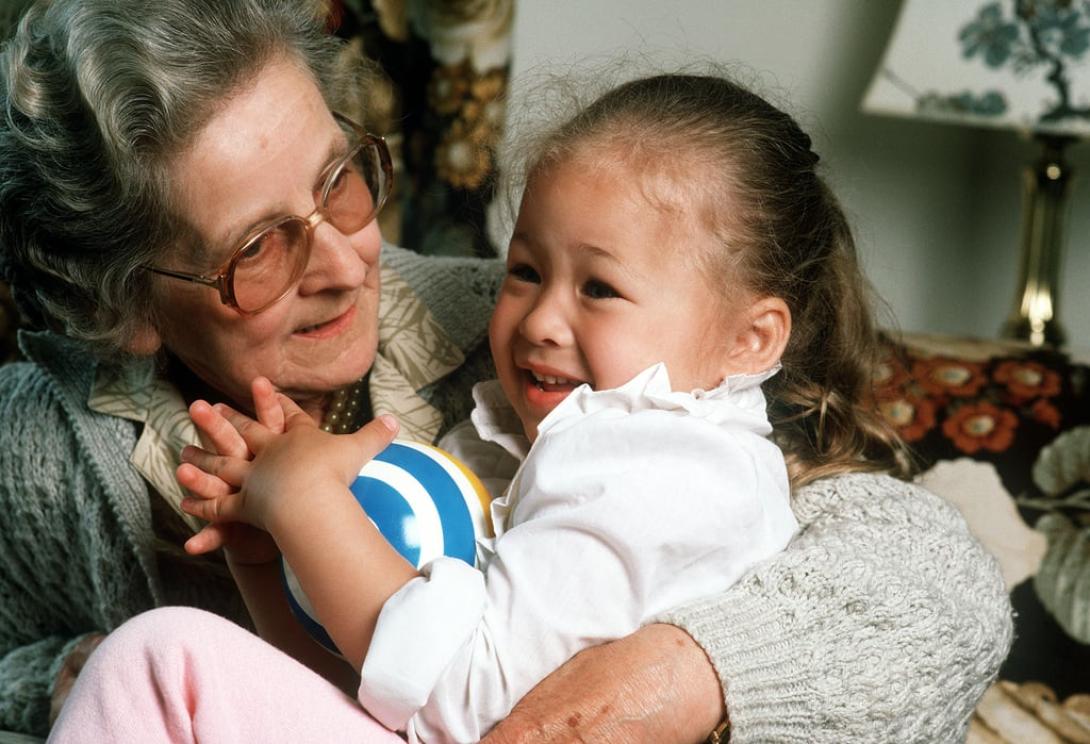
left=657, top=472, right=1013, bottom=744
left=0, top=360, right=156, bottom=737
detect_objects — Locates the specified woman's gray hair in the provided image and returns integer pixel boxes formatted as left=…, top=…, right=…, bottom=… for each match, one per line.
left=0, top=0, right=346, bottom=357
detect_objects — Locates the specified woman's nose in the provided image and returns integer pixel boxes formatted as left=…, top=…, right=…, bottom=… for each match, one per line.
left=519, top=291, right=573, bottom=347
left=297, top=219, right=379, bottom=295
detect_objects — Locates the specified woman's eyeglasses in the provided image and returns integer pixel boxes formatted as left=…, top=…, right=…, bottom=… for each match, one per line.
left=144, top=114, right=392, bottom=314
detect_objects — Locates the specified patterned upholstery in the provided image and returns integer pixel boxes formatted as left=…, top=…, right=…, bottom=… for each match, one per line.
left=877, top=333, right=1090, bottom=742
left=328, top=0, right=511, bottom=259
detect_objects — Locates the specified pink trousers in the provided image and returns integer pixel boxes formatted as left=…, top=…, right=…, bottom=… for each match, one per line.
left=48, top=607, right=405, bottom=744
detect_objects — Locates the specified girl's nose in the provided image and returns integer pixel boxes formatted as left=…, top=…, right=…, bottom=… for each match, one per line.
left=297, top=219, right=379, bottom=295
left=519, top=291, right=574, bottom=347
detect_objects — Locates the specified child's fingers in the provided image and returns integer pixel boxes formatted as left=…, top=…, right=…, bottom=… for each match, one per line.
left=179, top=447, right=251, bottom=489
left=176, top=461, right=234, bottom=500
left=345, top=415, right=400, bottom=473
left=277, top=392, right=317, bottom=431
left=251, top=377, right=285, bottom=434
left=184, top=523, right=227, bottom=555
left=216, top=403, right=275, bottom=453
left=190, top=400, right=249, bottom=459
left=179, top=492, right=241, bottom=527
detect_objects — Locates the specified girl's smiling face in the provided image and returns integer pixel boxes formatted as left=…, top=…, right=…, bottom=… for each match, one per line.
left=489, top=156, right=756, bottom=440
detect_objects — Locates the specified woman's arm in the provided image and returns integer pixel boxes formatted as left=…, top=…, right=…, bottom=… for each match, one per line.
left=0, top=364, right=149, bottom=736
left=486, top=473, right=1012, bottom=744
left=482, top=623, right=723, bottom=744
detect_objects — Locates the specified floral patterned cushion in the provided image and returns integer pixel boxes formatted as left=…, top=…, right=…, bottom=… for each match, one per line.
left=876, top=332, right=1090, bottom=742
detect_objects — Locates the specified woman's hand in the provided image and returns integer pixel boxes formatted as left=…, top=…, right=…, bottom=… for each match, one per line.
left=482, top=623, right=725, bottom=744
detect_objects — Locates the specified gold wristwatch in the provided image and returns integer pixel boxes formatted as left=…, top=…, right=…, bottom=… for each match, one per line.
left=707, top=718, right=731, bottom=743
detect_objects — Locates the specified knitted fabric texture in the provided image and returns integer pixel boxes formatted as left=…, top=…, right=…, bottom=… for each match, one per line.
left=659, top=473, right=1013, bottom=744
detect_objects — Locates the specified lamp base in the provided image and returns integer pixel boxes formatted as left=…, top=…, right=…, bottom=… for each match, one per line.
left=999, top=315, right=1065, bottom=348
left=999, top=135, right=1072, bottom=348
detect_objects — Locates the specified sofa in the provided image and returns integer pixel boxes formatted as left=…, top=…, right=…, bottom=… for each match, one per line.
left=876, top=331, right=1090, bottom=742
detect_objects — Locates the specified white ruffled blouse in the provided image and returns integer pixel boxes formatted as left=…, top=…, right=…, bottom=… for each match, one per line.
left=358, top=363, right=799, bottom=744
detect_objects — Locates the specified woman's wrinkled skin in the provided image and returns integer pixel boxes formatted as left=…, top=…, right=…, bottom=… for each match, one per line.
left=147, top=56, right=382, bottom=421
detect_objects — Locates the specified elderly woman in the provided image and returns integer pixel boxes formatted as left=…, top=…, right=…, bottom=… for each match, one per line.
left=0, top=0, right=1010, bottom=741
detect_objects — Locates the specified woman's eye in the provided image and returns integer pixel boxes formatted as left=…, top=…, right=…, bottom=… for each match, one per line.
left=237, top=227, right=289, bottom=265
left=327, top=166, right=350, bottom=195
left=583, top=279, right=620, bottom=299
left=508, top=263, right=540, bottom=283
left=238, top=236, right=268, bottom=262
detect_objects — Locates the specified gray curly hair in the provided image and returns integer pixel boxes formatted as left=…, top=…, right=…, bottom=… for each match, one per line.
left=0, top=0, right=344, bottom=357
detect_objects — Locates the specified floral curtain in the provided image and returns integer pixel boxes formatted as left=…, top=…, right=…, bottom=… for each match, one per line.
left=328, top=0, right=512, bottom=259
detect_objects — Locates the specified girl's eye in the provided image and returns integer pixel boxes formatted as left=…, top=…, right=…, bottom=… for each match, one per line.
left=508, top=263, right=541, bottom=284
left=583, top=279, right=620, bottom=300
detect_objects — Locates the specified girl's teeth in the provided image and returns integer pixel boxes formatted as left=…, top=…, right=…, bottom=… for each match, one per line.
left=532, top=372, right=575, bottom=385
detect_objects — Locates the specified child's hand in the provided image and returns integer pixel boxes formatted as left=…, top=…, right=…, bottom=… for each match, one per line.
left=179, top=377, right=400, bottom=540
left=184, top=521, right=281, bottom=565
left=179, top=377, right=285, bottom=563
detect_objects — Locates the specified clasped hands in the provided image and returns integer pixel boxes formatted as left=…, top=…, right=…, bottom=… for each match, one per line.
left=176, top=376, right=399, bottom=562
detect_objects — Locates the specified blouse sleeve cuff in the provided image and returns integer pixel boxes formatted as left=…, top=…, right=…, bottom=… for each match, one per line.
left=358, top=557, right=486, bottom=731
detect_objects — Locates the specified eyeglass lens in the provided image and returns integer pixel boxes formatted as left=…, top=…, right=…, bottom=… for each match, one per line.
left=229, top=141, right=387, bottom=312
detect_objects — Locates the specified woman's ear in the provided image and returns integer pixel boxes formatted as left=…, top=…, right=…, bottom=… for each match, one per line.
left=124, top=322, right=162, bottom=356
left=722, top=296, right=791, bottom=376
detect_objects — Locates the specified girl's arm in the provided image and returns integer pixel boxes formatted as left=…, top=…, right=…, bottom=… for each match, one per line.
left=225, top=553, right=360, bottom=694
left=180, top=384, right=417, bottom=672
left=178, top=392, right=362, bottom=689
left=262, top=452, right=418, bottom=672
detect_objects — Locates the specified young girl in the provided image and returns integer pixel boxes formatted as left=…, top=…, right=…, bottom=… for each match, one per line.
left=49, top=72, right=909, bottom=744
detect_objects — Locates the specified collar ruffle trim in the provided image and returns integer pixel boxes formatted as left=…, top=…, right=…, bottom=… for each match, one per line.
left=469, top=361, right=779, bottom=460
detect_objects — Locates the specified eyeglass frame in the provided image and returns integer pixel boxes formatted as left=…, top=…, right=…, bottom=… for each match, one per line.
left=143, top=112, right=393, bottom=315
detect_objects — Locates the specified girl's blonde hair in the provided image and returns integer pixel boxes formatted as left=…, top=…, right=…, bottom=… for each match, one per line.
left=516, top=72, right=911, bottom=488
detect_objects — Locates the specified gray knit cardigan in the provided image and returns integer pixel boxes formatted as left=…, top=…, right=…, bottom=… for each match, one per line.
left=0, top=247, right=1012, bottom=741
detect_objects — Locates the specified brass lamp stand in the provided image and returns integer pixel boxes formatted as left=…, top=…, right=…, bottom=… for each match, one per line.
left=1000, top=136, right=1074, bottom=347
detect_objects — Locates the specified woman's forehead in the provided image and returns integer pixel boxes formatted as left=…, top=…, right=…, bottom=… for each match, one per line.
left=169, top=57, right=340, bottom=262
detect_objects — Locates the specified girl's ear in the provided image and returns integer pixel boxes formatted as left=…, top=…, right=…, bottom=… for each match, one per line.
left=724, top=296, right=791, bottom=376
left=124, top=322, right=162, bottom=356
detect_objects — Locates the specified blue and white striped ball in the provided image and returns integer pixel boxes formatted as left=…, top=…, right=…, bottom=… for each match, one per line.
left=281, top=440, right=493, bottom=654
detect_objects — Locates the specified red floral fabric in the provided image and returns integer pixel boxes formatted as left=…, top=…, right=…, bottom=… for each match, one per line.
left=877, top=332, right=1090, bottom=703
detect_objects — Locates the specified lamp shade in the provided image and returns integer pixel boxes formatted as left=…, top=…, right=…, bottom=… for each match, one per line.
left=863, top=0, right=1090, bottom=137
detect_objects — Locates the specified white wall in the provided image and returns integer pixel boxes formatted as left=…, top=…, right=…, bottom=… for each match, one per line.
left=507, top=0, right=1090, bottom=349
